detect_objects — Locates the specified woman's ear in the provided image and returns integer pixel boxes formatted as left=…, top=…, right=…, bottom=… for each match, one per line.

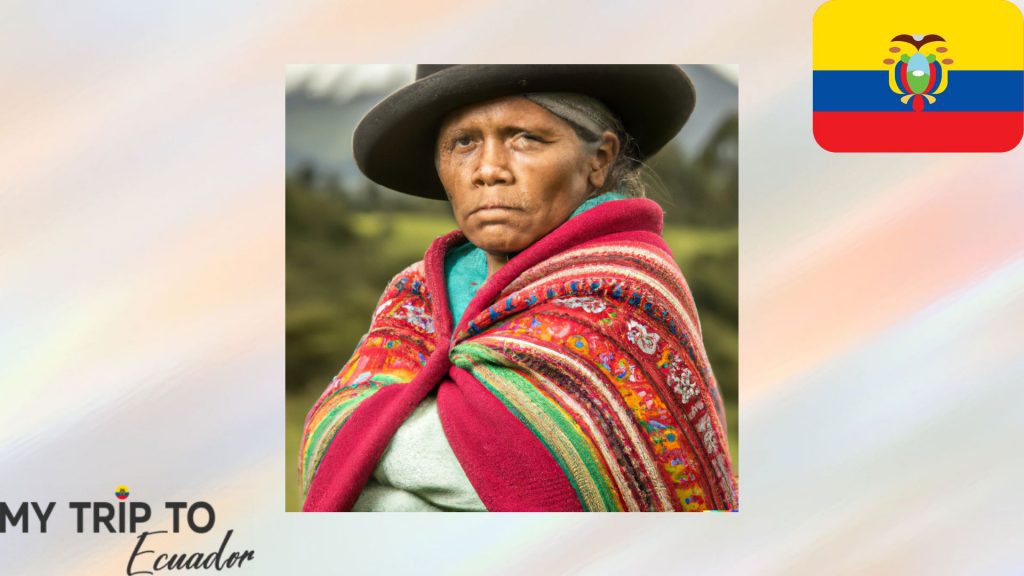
left=588, top=131, right=621, bottom=190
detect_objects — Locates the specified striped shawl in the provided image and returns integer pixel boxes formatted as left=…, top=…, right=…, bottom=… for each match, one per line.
left=301, top=199, right=737, bottom=511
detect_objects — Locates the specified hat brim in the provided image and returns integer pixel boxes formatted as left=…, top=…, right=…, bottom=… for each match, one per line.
left=353, top=65, right=695, bottom=200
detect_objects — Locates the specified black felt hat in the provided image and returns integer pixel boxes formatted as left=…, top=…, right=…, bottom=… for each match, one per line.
left=353, top=64, right=695, bottom=200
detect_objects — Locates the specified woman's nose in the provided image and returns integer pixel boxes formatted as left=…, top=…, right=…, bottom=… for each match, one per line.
left=473, top=139, right=512, bottom=187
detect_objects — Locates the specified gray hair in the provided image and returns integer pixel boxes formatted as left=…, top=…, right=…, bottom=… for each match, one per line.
left=523, top=92, right=645, bottom=199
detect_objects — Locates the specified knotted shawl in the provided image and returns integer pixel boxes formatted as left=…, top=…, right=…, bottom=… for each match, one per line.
left=300, top=199, right=738, bottom=511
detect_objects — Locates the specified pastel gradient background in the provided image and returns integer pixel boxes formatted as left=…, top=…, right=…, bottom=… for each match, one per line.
left=2, top=1, right=1022, bottom=575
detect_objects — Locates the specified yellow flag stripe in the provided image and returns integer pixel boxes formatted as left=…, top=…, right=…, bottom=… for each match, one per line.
left=814, top=0, right=1024, bottom=70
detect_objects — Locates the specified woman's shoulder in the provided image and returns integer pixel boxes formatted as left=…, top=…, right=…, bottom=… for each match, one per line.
left=507, top=233, right=687, bottom=297
left=365, top=258, right=439, bottom=338
left=376, top=259, right=430, bottom=303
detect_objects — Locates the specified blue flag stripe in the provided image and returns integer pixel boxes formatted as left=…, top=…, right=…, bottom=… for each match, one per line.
left=813, top=70, right=1024, bottom=111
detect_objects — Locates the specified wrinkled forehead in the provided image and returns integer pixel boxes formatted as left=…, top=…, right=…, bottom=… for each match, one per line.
left=436, top=95, right=569, bottom=135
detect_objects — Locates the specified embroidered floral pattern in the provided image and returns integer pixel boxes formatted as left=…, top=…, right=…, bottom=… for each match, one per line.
left=626, top=319, right=659, bottom=355
left=696, top=414, right=718, bottom=455
left=670, top=365, right=697, bottom=404
left=687, top=399, right=705, bottom=421
left=556, top=296, right=607, bottom=314
left=400, top=302, right=435, bottom=334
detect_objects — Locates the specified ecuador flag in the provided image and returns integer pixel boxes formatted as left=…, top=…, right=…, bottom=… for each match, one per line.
left=813, top=0, right=1024, bottom=152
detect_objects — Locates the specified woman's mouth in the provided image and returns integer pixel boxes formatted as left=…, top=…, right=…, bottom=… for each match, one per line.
left=471, top=205, right=520, bottom=216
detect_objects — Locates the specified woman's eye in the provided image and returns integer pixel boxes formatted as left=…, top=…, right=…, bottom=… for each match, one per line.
left=453, top=136, right=473, bottom=147
left=514, top=132, right=545, bottom=146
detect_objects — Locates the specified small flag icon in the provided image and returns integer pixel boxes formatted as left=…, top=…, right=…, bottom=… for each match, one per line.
left=813, top=0, right=1024, bottom=152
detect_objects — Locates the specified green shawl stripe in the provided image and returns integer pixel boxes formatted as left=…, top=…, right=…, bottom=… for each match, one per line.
left=451, top=343, right=621, bottom=511
left=302, top=386, right=379, bottom=492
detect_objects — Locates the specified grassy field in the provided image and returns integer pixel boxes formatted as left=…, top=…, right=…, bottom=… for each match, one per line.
left=286, top=211, right=737, bottom=511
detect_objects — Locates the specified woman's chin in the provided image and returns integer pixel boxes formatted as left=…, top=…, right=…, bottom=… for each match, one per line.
left=468, top=231, right=532, bottom=256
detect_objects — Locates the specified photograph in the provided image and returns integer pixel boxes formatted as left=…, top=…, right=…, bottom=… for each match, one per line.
left=286, top=64, right=739, bottom=511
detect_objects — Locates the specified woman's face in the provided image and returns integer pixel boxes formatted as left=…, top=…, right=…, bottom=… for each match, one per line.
left=436, top=96, right=617, bottom=256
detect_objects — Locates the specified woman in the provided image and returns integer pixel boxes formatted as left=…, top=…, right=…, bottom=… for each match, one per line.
left=300, top=65, right=737, bottom=511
